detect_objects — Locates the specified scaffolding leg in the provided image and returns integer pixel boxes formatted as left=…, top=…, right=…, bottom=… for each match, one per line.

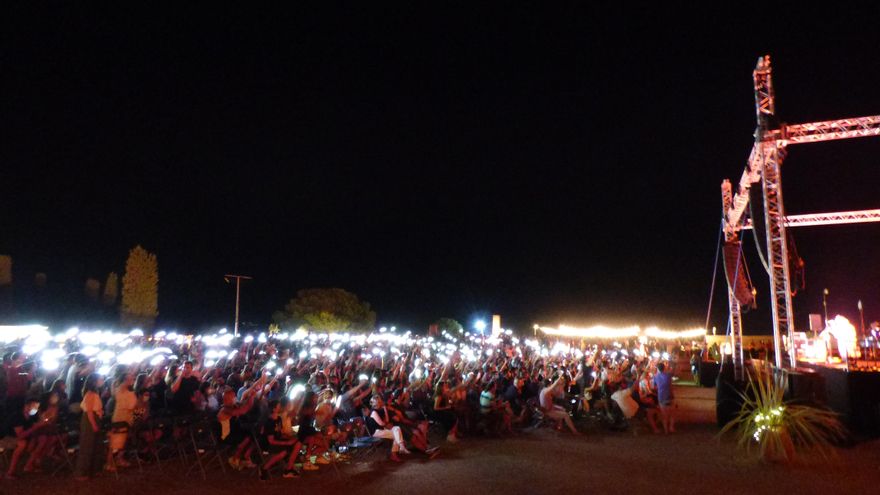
left=760, top=142, right=796, bottom=368
left=728, top=291, right=744, bottom=381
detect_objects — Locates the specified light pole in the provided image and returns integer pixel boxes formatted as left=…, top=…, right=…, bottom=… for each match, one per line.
left=225, top=274, right=252, bottom=337
left=858, top=300, right=865, bottom=340
left=822, top=288, right=829, bottom=323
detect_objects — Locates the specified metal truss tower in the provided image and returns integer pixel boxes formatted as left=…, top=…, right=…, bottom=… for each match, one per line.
left=721, top=55, right=880, bottom=377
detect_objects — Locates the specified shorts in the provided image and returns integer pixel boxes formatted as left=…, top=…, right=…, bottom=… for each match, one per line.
left=260, top=440, right=290, bottom=453
left=297, top=424, right=318, bottom=442
left=222, top=431, right=247, bottom=447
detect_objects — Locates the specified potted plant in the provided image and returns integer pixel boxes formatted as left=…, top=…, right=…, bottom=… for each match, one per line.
left=719, top=365, right=846, bottom=463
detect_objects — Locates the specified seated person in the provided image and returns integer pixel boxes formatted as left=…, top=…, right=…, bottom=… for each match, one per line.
left=296, top=390, right=330, bottom=471
left=479, top=380, right=509, bottom=435
left=365, top=395, right=410, bottom=462
left=218, top=377, right=263, bottom=470
left=539, top=375, right=580, bottom=435
left=387, top=389, right=437, bottom=456
left=131, top=385, right=163, bottom=455
left=335, top=378, right=370, bottom=421
left=432, top=381, right=459, bottom=442
left=501, top=375, right=529, bottom=427
left=257, top=400, right=302, bottom=480
left=635, top=369, right=660, bottom=434
left=4, top=397, right=52, bottom=479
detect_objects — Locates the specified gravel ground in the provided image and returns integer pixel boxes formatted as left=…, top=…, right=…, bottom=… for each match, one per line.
left=4, top=386, right=878, bottom=495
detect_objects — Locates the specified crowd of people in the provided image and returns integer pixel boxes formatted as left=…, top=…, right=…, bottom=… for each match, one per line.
left=0, top=327, right=693, bottom=482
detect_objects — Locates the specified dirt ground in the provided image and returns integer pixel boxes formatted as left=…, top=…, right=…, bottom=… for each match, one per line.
left=4, top=385, right=878, bottom=495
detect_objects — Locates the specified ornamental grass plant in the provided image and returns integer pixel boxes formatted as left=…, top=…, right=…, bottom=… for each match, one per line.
left=719, top=365, right=847, bottom=463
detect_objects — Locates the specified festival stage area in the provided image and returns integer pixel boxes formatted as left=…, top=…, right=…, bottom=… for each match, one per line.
left=8, top=384, right=878, bottom=495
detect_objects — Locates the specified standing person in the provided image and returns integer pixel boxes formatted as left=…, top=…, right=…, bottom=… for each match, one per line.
left=106, top=370, right=136, bottom=470
left=74, top=373, right=105, bottom=481
left=4, top=353, right=29, bottom=420
left=170, top=361, right=200, bottom=415
left=653, top=362, right=676, bottom=434
left=65, top=355, right=91, bottom=415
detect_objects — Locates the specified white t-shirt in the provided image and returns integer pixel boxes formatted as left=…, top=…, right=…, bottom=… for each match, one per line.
left=113, top=387, right=137, bottom=424
left=539, top=386, right=557, bottom=410
left=81, top=391, right=104, bottom=418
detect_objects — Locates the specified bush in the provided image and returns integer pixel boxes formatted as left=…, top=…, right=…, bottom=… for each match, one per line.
left=719, top=365, right=846, bottom=463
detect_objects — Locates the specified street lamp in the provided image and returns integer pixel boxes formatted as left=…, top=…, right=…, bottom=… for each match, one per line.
left=225, top=274, right=252, bottom=337
left=474, top=319, right=487, bottom=336
left=858, top=300, right=865, bottom=339
left=822, top=288, right=829, bottom=323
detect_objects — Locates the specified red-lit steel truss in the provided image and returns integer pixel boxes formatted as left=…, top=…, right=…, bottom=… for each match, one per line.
left=720, top=55, right=880, bottom=377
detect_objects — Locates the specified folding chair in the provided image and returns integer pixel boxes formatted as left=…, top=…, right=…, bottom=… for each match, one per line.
left=50, top=423, right=79, bottom=477
left=52, top=433, right=79, bottom=477
left=102, top=422, right=123, bottom=480
left=349, top=436, right=385, bottom=459
left=0, top=438, right=15, bottom=471
left=120, top=427, right=146, bottom=474
left=342, top=416, right=387, bottom=463
left=172, top=414, right=197, bottom=466
left=130, top=418, right=163, bottom=470
left=149, top=414, right=179, bottom=467
left=523, top=398, right=555, bottom=431
left=184, top=413, right=227, bottom=480
left=237, top=421, right=266, bottom=478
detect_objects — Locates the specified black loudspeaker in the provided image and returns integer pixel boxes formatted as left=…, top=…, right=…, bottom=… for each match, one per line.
left=723, top=241, right=756, bottom=309
left=716, top=356, right=745, bottom=428
left=784, top=369, right=826, bottom=406
left=700, top=361, right=720, bottom=387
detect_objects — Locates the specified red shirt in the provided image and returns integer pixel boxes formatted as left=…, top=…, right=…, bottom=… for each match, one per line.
left=5, top=365, right=29, bottom=398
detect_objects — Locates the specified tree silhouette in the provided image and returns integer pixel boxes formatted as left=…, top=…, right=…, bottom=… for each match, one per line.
left=274, top=288, right=376, bottom=333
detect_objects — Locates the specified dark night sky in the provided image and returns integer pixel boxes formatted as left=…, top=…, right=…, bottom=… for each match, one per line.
left=3, top=4, right=879, bottom=333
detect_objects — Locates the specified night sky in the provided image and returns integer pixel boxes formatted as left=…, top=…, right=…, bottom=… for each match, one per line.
left=4, top=4, right=879, bottom=334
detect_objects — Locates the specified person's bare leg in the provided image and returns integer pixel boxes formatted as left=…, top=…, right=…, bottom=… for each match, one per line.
left=7, top=440, right=28, bottom=477
left=660, top=406, right=669, bottom=434
left=285, top=442, right=302, bottom=470
left=24, top=436, right=48, bottom=471
left=647, top=409, right=660, bottom=433
left=234, top=437, right=251, bottom=459
left=563, top=415, right=580, bottom=435
left=105, top=443, right=115, bottom=470
left=264, top=451, right=286, bottom=470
